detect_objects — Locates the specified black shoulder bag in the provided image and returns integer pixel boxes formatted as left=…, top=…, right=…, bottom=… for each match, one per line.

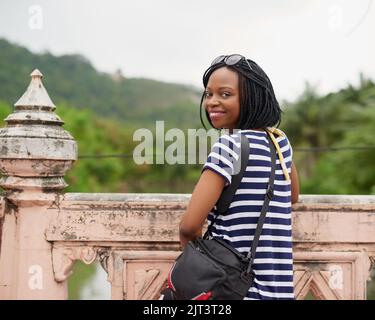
left=163, top=132, right=277, bottom=300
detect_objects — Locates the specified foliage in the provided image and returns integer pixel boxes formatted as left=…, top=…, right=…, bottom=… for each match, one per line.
left=1, top=38, right=375, bottom=299
left=280, top=76, right=375, bottom=195
left=55, top=103, right=202, bottom=193
left=0, top=38, right=201, bottom=128
left=68, top=261, right=97, bottom=300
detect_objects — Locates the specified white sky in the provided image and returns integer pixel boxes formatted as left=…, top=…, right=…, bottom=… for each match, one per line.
left=0, top=0, right=374, bottom=101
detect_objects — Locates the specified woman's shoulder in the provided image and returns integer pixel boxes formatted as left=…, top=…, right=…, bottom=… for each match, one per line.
left=267, top=127, right=287, bottom=138
left=267, top=127, right=292, bottom=144
left=213, top=128, right=292, bottom=150
left=214, top=132, right=241, bottom=149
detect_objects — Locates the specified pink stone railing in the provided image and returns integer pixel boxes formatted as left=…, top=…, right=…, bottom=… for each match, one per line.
left=0, top=70, right=374, bottom=300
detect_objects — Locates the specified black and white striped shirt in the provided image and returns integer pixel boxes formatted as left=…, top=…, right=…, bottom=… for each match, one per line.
left=203, top=129, right=294, bottom=300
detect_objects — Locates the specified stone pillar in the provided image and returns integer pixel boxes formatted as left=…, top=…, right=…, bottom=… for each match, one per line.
left=0, top=70, right=77, bottom=299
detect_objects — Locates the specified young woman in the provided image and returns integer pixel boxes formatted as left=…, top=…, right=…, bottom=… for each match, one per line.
left=179, top=54, right=300, bottom=300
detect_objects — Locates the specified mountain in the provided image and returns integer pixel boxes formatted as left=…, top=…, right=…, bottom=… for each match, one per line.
left=0, top=38, right=202, bottom=128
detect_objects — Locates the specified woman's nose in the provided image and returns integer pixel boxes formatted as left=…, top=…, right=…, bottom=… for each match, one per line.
left=206, top=96, right=220, bottom=108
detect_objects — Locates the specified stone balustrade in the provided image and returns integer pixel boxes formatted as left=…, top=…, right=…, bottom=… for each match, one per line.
left=0, top=70, right=374, bottom=300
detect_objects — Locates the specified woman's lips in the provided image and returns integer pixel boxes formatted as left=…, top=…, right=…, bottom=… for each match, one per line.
left=209, top=111, right=226, bottom=120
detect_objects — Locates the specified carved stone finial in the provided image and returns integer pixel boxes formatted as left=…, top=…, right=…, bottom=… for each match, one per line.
left=31, top=69, right=43, bottom=77
left=0, top=69, right=77, bottom=200
left=14, top=68, right=55, bottom=109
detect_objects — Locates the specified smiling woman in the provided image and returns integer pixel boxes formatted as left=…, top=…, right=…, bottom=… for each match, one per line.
left=204, top=67, right=240, bottom=130
left=200, top=55, right=283, bottom=132
left=163, top=54, right=300, bottom=300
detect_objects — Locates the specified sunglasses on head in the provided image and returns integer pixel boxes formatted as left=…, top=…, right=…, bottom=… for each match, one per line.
left=211, top=54, right=252, bottom=70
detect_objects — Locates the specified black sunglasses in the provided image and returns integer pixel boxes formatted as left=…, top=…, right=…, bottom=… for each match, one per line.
left=211, top=54, right=252, bottom=70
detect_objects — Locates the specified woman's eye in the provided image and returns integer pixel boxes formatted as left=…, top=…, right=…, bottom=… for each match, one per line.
left=204, top=91, right=231, bottom=98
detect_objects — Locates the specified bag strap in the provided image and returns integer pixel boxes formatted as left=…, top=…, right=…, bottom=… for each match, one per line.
left=204, top=133, right=249, bottom=238
left=216, top=134, right=250, bottom=214
left=245, top=131, right=277, bottom=274
left=204, top=131, right=278, bottom=278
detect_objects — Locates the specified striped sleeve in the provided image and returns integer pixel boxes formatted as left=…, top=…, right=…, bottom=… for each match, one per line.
left=202, top=134, right=241, bottom=186
left=288, top=138, right=293, bottom=159
left=281, top=133, right=293, bottom=160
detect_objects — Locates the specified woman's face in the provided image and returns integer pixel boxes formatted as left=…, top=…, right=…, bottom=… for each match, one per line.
left=204, top=67, right=240, bottom=130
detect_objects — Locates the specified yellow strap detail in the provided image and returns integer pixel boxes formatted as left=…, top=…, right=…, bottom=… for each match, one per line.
left=266, top=128, right=290, bottom=181
left=267, top=127, right=284, bottom=137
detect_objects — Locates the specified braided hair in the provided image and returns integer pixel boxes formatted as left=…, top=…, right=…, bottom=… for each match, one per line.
left=200, top=58, right=282, bottom=130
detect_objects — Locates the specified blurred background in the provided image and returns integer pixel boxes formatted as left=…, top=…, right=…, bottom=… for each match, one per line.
left=0, top=0, right=374, bottom=299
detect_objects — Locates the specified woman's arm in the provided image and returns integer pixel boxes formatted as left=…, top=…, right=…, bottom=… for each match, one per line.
left=291, top=162, right=300, bottom=204
left=179, top=169, right=226, bottom=248
left=180, top=161, right=299, bottom=247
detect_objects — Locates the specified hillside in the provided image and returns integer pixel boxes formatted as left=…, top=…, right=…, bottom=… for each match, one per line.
left=0, top=38, right=201, bottom=128
left=1, top=37, right=375, bottom=196
left=1, top=38, right=375, bottom=300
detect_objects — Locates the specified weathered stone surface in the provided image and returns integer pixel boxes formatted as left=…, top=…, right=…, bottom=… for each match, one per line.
left=5, top=111, right=63, bottom=124
left=0, top=138, right=77, bottom=159
left=0, top=125, right=74, bottom=139
left=0, top=69, right=77, bottom=192
left=0, top=159, right=74, bottom=177
left=46, top=194, right=375, bottom=243
left=46, top=193, right=190, bottom=242
left=14, top=69, right=55, bottom=108
left=44, top=194, right=375, bottom=300
left=0, top=70, right=76, bottom=299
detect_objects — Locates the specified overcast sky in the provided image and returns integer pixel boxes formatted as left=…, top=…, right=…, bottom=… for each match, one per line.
left=0, top=0, right=374, bottom=101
